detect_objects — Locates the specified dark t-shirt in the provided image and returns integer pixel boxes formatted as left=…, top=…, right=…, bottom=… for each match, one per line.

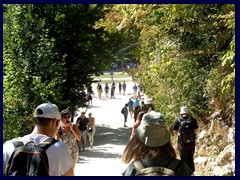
left=87, top=94, right=92, bottom=100
left=122, top=158, right=193, bottom=176
left=122, top=83, right=126, bottom=89
left=77, top=117, right=88, bottom=131
left=122, top=107, right=128, bottom=116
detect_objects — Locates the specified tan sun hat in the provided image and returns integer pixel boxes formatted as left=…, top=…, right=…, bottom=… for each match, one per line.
left=135, top=111, right=171, bottom=147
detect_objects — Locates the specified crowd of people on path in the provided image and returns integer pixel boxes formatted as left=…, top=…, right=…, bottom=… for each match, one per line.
left=3, top=79, right=199, bottom=176
left=94, top=80, right=139, bottom=100
left=121, top=97, right=149, bottom=128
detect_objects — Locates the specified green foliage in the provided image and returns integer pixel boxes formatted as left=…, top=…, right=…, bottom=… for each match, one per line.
left=100, top=4, right=235, bottom=126
left=3, top=4, right=235, bottom=142
left=3, top=4, right=116, bottom=142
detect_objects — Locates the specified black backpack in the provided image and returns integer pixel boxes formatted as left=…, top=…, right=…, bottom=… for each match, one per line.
left=121, top=107, right=125, bottom=114
left=133, top=159, right=180, bottom=176
left=178, top=117, right=195, bottom=143
left=4, top=137, right=58, bottom=176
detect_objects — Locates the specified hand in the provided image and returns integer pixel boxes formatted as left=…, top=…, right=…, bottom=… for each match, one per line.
left=67, top=122, right=73, bottom=131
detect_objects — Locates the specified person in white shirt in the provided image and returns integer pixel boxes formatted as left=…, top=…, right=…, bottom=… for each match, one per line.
left=3, top=102, right=75, bottom=176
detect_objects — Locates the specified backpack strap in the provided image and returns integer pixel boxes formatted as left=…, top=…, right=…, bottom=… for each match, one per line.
left=167, top=159, right=181, bottom=171
left=11, top=137, right=33, bottom=148
left=134, top=159, right=181, bottom=172
left=12, top=137, right=58, bottom=151
left=133, top=160, right=145, bottom=170
left=38, top=137, right=58, bottom=151
left=12, top=141, right=24, bottom=148
left=177, top=117, right=183, bottom=123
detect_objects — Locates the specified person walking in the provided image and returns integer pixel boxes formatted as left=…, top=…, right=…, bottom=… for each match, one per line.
left=76, top=111, right=89, bottom=151
left=119, top=82, right=122, bottom=95
left=88, top=112, right=96, bottom=148
left=97, top=83, right=103, bottom=99
left=110, top=84, right=115, bottom=99
left=128, top=99, right=134, bottom=118
left=122, top=111, right=192, bottom=176
left=3, top=102, right=74, bottom=176
left=122, top=81, right=126, bottom=95
left=111, top=81, right=116, bottom=91
left=133, top=105, right=141, bottom=122
left=140, top=101, right=145, bottom=110
left=87, top=92, right=93, bottom=106
left=98, top=79, right=102, bottom=86
left=104, top=83, right=109, bottom=98
left=172, top=107, right=199, bottom=174
left=134, top=98, right=139, bottom=108
left=133, top=83, right=138, bottom=98
left=56, top=110, right=80, bottom=170
left=121, top=103, right=129, bottom=127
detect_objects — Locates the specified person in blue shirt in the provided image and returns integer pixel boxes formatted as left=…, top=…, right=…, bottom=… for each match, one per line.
left=128, top=99, right=134, bottom=118
left=133, top=84, right=138, bottom=98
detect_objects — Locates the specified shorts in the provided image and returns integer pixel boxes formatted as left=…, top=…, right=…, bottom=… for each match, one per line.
left=81, top=130, right=87, bottom=139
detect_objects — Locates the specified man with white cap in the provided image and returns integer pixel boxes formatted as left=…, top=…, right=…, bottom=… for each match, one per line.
left=3, top=102, right=74, bottom=176
left=172, top=106, right=199, bottom=174
left=122, top=110, right=192, bottom=176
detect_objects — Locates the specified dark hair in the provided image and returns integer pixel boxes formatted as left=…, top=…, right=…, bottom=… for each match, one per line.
left=34, top=117, right=53, bottom=127
left=33, top=109, right=53, bottom=126
left=61, top=109, right=71, bottom=119
left=122, top=135, right=176, bottom=164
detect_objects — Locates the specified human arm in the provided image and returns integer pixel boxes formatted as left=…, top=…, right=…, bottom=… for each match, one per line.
left=194, top=128, right=199, bottom=135
left=55, top=128, right=61, bottom=140
left=63, top=167, right=75, bottom=176
left=69, top=123, right=81, bottom=141
left=191, top=117, right=199, bottom=135
left=86, top=119, right=89, bottom=135
left=92, top=117, right=95, bottom=126
left=173, top=130, right=179, bottom=136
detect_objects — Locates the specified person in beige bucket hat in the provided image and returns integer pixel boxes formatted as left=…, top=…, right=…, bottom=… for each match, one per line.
left=135, top=111, right=170, bottom=147
left=122, top=111, right=192, bottom=176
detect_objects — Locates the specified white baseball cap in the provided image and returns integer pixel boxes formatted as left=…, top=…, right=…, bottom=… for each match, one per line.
left=180, top=106, right=189, bottom=115
left=34, top=102, right=61, bottom=120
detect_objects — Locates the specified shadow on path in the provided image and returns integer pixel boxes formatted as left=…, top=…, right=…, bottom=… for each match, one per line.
left=94, top=125, right=131, bottom=146
left=77, top=125, right=131, bottom=164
